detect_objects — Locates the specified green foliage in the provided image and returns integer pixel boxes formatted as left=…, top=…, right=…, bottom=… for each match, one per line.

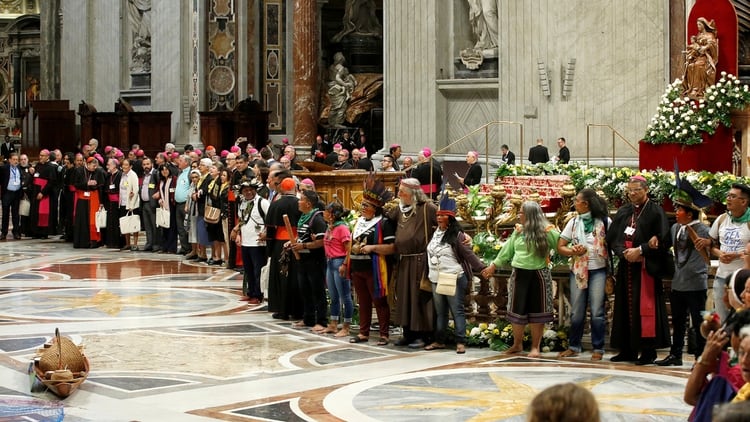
left=644, top=73, right=750, bottom=145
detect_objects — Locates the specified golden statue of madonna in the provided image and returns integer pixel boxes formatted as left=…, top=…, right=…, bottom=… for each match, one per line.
left=681, top=17, right=718, bottom=100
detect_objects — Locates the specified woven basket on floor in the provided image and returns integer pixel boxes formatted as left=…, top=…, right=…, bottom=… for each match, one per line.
left=38, top=331, right=86, bottom=373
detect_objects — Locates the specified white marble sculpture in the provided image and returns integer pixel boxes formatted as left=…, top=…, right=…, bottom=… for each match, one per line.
left=128, top=0, right=152, bottom=74
left=467, top=0, right=498, bottom=52
left=327, top=52, right=357, bottom=128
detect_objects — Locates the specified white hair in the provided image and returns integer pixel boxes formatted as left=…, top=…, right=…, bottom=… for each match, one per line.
left=200, top=158, right=212, bottom=167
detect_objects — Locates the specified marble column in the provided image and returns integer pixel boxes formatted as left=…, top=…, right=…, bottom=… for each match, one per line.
left=40, top=0, right=61, bottom=100
left=292, top=0, right=319, bottom=146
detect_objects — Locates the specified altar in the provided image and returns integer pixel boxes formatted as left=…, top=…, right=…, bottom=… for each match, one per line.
left=498, top=175, right=570, bottom=211
left=291, top=169, right=404, bottom=210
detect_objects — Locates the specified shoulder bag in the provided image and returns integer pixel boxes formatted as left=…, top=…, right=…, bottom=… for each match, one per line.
left=204, top=198, right=221, bottom=224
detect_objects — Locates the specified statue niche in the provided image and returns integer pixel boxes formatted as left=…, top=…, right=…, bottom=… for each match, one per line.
left=128, top=0, right=152, bottom=87
left=456, top=0, right=499, bottom=79
left=319, top=52, right=383, bottom=129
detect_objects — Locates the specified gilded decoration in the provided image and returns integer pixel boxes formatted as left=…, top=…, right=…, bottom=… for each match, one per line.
left=263, top=0, right=283, bottom=130
left=319, top=73, right=382, bottom=126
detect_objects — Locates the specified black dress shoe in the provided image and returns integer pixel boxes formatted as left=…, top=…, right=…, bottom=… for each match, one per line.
left=610, top=353, right=638, bottom=362
left=655, top=354, right=683, bottom=366
left=635, top=351, right=657, bottom=366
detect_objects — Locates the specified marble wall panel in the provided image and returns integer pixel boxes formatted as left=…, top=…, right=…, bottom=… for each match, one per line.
left=150, top=1, right=183, bottom=138
left=60, top=0, right=89, bottom=110
left=383, top=0, right=438, bottom=155
left=263, top=0, right=284, bottom=132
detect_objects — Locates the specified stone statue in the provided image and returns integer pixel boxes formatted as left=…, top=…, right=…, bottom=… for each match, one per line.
left=682, top=17, right=718, bottom=100
left=327, top=52, right=357, bottom=128
left=332, top=0, right=382, bottom=43
left=467, top=0, right=499, bottom=51
left=128, top=0, right=152, bottom=74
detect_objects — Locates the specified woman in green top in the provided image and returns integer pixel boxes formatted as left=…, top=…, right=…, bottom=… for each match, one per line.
left=482, top=201, right=560, bottom=358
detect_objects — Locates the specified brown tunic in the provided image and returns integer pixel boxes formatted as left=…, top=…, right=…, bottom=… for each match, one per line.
left=388, top=201, right=437, bottom=331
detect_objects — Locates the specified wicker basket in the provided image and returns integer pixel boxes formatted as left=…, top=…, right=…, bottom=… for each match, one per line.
left=38, top=331, right=86, bottom=373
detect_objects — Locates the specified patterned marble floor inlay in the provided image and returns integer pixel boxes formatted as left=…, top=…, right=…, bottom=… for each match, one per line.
left=0, top=239, right=703, bottom=421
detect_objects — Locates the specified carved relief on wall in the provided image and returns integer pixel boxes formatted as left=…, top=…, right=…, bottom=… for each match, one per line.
left=128, top=0, right=151, bottom=75
left=0, top=0, right=39, bottom=16
left=207, top=0, right=237, bottom=111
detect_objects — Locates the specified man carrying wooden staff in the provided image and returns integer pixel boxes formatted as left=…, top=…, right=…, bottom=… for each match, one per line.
left=264, top=177, right=303, bottom=320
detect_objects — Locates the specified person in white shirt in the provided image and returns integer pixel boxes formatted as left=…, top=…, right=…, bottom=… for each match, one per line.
left=232, top=179, right=269, bottom=304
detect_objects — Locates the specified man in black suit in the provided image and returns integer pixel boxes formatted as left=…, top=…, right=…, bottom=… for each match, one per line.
left=500, top=144, right=515, bottom=165
left=528, top=138, right=550, bottom=164
left=0, top=153, right=23, bottom=239
left=139, top=157, right=161, bottom=251
left=556, top=137, right=571, bottom=164
left=0, top=135, right=15, bottom=161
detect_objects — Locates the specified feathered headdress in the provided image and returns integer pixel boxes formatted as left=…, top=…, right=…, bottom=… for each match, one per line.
left=437, top=191, right=456, bottom=217
left=673, top=159, right=713, bottom=211
left=362, top=172, right=393, bottom=208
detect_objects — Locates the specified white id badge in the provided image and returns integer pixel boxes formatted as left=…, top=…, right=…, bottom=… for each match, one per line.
left=624, top=227, right=635, bottom=236
left=109, top=184, right=115, bottom=190
left=84, top=191, right=91, bottom=197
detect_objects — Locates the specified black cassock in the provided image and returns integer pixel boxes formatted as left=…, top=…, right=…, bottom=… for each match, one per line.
left=73, top=167, right=105, bottom=248
left=28, top=161, right=58, bottom=238
left=606, top=200, right=671, bottom=354
left=265, top=194, right=302, bottom=319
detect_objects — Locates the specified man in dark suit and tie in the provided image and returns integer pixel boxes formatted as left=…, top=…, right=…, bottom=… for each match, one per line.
left=139, top=157, right=161, bottom=252
left=528, top=138, right=550, bottom=164
left=0, top=152, right=23, bottom=239
left=1, top=135, right=15, bottom=161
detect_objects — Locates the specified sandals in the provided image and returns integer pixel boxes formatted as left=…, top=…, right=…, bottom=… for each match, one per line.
left=557, top=349, right=579, bottom=358
left=291, top=321, right=307, bottom=329
left=376, top=337, right=389, bottom=346
left=456, top=344, right=466, bottom=354
left=349, top=335, right=369, bottom=343
left=424, top=342, right=446, bottom=351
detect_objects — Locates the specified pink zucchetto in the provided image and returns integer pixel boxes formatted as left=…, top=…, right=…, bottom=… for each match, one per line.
left=40, top=149, right=50, bottom=155
left=220, top=150, right=229, bottom=158
left=630, top=175, right=647, bottom=183
left=248, top=148, right=258, bottom=155
left=94, top=153, right=104, bottom=164
left=333, top=143, right=342, bottom=151
left=195, top=149, right=202, bottom=156
left=136, top=149, right=144, bottom=157
left=104, top=146, right=113, bottom=153
left=230, top=145, right=241, bottom=153
left=171, top=152, right=179, bottom=159
left=421, top=147, right=432, bottom=158
left=282, top=138, right=289, bottom=144
left=114, top=149, right=124, bottom=158
left=468, top=151, right=479, bottom=159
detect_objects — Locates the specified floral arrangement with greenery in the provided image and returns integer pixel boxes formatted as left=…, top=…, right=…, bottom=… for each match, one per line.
left=449, top=319, right=568, bottom=352
left=643, top=72, right=750, bottom=145
left=495, top=162, right=750, bottom=207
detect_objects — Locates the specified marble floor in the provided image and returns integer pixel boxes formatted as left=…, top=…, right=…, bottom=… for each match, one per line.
left=0, top=238, right=696, bottom=421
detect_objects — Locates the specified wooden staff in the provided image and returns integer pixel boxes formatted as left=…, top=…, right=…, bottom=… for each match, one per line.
left=283, top=214, right=300, bottom=260
left=686, top=224, right=711, bottom=264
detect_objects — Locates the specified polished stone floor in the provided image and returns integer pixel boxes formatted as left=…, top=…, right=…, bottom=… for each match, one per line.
left=0, top=237, right=695, bottom=421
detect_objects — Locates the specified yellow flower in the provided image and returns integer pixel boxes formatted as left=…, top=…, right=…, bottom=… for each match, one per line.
left=473, top=246, right=480, bottom=253
left=479, top=323, right=488, bottom=331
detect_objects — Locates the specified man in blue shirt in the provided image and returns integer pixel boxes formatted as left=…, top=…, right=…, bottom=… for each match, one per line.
left=174, top=154, right=192, bottom=255
left=0, top=153, right=23, bottom=239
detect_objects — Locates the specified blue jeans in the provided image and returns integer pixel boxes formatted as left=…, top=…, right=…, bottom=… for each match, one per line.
left=432, top=273, right=468, bottom=344
left=326, top=257, right=353, bottom=322
left=568, top=268, right=606, bottom=353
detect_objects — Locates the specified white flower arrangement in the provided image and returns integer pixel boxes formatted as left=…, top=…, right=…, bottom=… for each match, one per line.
left=644, top=73, right=750, bottom=145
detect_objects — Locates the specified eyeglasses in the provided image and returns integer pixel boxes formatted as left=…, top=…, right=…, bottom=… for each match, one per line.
left=727, top=194, right=748, bottom=200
